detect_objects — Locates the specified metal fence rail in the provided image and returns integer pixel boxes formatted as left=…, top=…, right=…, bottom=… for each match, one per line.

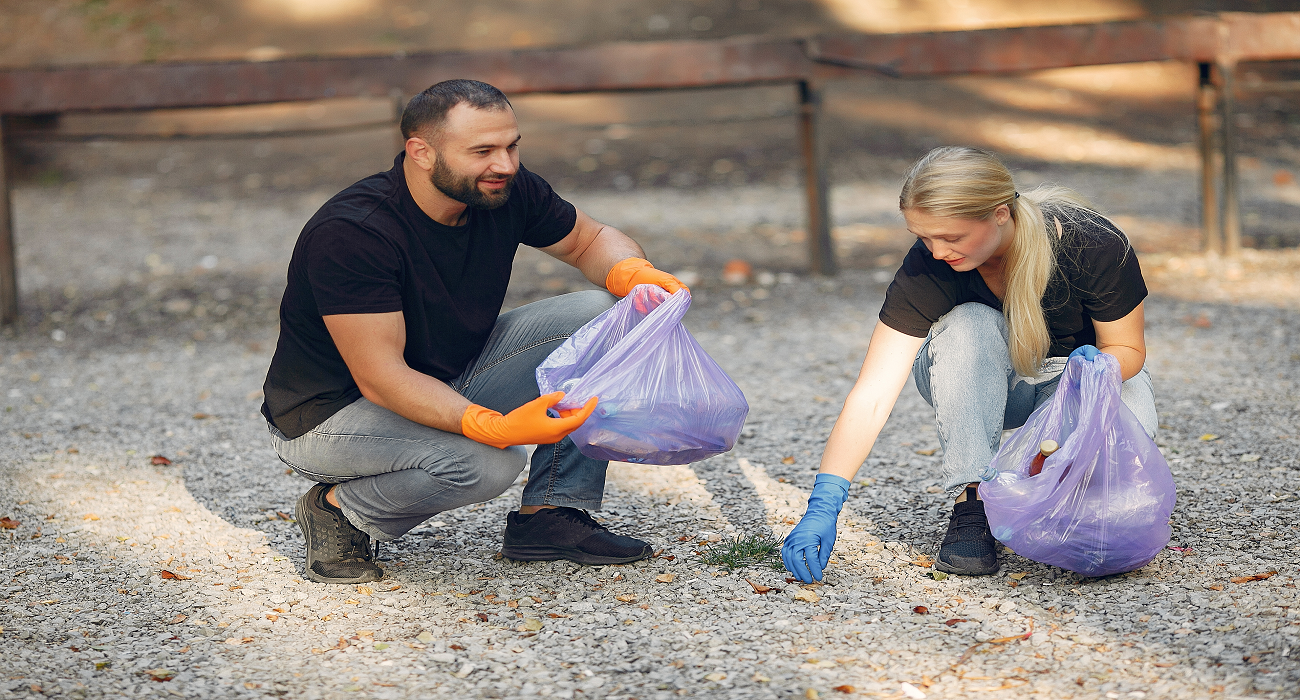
left=2, top=12, right=1299, bottom=326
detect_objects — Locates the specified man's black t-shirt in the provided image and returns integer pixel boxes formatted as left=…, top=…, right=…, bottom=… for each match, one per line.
left=262, top=154, right=577, bottom=439
left=878, top=209, right=1147, bottom=358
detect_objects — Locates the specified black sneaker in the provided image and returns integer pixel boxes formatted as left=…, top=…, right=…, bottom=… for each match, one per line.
left=502, top=507, right=653, bottom=565
left=296, top=483, right=383, bottom=584
left=934, top=486, right=1000, bottom=576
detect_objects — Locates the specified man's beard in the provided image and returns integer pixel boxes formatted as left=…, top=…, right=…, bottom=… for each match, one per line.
left=430, top=154, right=514, bottom=210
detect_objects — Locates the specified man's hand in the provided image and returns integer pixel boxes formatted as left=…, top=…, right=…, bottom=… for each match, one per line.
left=781, top=474, right=850, bottom=583
left=604, top=257, right=687, bottom=297
left=461, top=392, right=598, bottom=449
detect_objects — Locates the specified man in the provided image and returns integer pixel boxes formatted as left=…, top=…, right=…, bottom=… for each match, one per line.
left=261, top=79, right=685, bottom=584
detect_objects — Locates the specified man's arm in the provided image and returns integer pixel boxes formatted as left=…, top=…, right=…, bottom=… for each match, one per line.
left=539, top=208, right=645, bottom=287
left=323, top=311, right=470, bottom=432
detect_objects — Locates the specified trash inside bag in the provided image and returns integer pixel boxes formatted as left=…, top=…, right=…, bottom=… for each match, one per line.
left=979, top=353, right=1176, bottom=577
left=536, top=284, right=749, bottom=465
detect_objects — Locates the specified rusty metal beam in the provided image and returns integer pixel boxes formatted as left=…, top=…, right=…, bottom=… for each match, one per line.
left=4, top=13, right=1300, bottom=116
left=1197, top=63, right=1221, bottom=256
left=0, top=39, right=812, bottom=115
left=0, top=117, right=16, bottom=327
left=807, top=17, right=1224, bottom=76
left=798, top=81, right=835, bottom=276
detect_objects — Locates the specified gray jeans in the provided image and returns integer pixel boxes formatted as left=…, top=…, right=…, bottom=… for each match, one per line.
left=269, top=290, right=617, bottom=541
left=912, top=303, right=1158, bottom=497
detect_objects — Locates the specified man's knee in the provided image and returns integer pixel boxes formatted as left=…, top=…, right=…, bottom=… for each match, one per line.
left=428, top=443, right=527, bottom=503
left=558, top=289, right=616, bottom=327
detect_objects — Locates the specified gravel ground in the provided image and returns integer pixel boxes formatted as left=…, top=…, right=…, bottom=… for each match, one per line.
left=2, top=179, right=1299, bottom=700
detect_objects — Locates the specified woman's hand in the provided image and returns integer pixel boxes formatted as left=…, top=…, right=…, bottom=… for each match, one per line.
left=782, top=474, right=850, bottom=582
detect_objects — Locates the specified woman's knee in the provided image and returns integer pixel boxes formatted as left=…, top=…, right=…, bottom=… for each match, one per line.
left=930, top=303, right=1009, bottom=360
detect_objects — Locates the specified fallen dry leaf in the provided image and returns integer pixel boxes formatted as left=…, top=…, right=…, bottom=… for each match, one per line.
left=1231, top=571, right=1278, bottom=584
left=746, top=579, right=772, bottom=594
left=159, top=570, right=190, bottom=581
left=785, top=577, right=798, bottom=584
left=833, top=686, right=855, bottom=694
left=192, top=413, right=213, bottom=420
left=676, top=535, right=690, bottom=541
left=944, top=618, right=968, bottom=626
left=521, top=618, right=543, bottom=632
left=0, top=517, right=19, bottom=529
left=507, top=600, right=519, bottom=608
left=912, top=555, right=933, bottom=568
left=914, top=448, right=938, bottom=456
left=793, top=588, right=821, bottom=603
left=656, top=573, right=676, bottom=583
left=82, top=513, right=99, bottom=521
left=356, top=586, right=373, bottom=596
left=546, top=613, right=570, bottom=618
left=167, top=614, right=187, bottom=625
left=475, top=613, right=488, bottom=622
left=150, top=455, right=172, bottom=466
left=615, top=594, right=637, bottom=603
left=782, top=456, right=796, bottom=464
left=275, top=512, right=293, bottom=521
left=1008, top=572, right=1028, bottom=580
left=912, top=606, right=929, bottom=614
left=144, top=668, right=174, bottom=682
left=811, top=614, right=832, bottom=621
left=704, top=672, right=726, bottom=682
left=1208, top=584, right=1224, bottom=591
left=223, top=637, right=252, bottom=646
left=1199, top=433, right=1220, bottom=442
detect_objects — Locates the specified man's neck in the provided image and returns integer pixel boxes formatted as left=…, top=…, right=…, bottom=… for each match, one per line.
left=403, top=156, right=469, bottom=227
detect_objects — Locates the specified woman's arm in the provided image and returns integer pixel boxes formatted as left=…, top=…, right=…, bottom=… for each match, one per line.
left=1092, top=301, right=1147, bottom=381
left=819, top=321, right=928, bottom=481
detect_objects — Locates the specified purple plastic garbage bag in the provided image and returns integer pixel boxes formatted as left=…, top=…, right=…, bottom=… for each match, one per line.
left=978, top=353, right=1176, bottom=577
left=536, top=284, right=749, bottom=465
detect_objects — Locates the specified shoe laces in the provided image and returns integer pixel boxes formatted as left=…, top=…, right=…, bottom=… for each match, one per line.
left=549, top=507, right=606, bottom=532
left=335, top=516, right=376, bottom=563
left=945, top=504, right=991, bottom=543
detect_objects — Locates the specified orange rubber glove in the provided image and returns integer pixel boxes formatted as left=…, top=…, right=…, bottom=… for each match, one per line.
left=604, top=257, right=688, bottom=297
left=461, top=392, right=598, bottom=449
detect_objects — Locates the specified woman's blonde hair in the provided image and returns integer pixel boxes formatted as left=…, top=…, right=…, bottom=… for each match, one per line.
left=899, top=146, right=1106, bottom=377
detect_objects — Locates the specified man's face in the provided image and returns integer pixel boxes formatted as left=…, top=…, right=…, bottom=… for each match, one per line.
left=428, top=103, right=521, bottom=210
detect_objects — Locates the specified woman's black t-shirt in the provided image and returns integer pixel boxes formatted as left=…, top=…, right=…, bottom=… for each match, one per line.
left=878, top=210, right=1147, bottom=357
left=261, top=154, right=577, bottom=439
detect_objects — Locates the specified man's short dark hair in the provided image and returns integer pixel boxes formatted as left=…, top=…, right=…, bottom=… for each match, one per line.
left=400, top=79, right=513, bottom=140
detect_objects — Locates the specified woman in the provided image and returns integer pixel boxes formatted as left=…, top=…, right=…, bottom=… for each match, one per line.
left=781, top=146, right=1158, bottom=582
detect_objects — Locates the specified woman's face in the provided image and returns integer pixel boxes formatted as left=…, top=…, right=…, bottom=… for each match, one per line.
left=902, top=204, right=1013, bottom=272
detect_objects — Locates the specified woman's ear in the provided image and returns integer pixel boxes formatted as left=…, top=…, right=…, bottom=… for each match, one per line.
left=993, top=203, right=1012, bottom=226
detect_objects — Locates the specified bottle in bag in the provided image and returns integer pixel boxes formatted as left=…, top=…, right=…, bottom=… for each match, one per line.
left=1028, top=439, right=1059, bottom=476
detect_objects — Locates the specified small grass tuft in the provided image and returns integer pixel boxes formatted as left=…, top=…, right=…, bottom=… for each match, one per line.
left=697, top=533, right=785, bottom=572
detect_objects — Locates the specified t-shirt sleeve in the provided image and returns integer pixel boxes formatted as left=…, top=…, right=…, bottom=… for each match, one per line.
left=1072, top=220, right=1148, bottom=323
left=515, top=166, right=578, bottom=249
left=304, top=220, right=405, bottom=316
left=878, top=242, right=963, bottom=337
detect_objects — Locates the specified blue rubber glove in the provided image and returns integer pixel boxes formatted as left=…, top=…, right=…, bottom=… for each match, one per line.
left=1069, top=344, right=1099, bottom=361
left=781, top=473, right=851, bottom=583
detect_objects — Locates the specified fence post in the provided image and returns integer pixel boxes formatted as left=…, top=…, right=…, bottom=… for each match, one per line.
left=1219, top=61, right=1242, bottom=257
left=0, top=116, right=17, bottom=328
left=1197, top=63, right=1221, bottom=255
left=798, top=80, right=836, bottom=276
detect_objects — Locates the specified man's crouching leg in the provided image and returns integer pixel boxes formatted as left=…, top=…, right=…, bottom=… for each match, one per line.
left=274, top=400, right=526, bottom=584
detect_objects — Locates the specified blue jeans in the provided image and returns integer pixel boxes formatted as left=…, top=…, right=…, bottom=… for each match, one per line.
left=268, top=291, right=617, bottom=541
left=912, top=303, right=1158, bottom=498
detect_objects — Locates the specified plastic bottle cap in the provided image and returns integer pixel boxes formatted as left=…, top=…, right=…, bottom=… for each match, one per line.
left=1039, top=439, right=1060, bottom=456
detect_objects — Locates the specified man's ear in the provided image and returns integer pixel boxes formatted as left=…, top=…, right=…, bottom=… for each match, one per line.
left=406, top=135, right=436, bottom=171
